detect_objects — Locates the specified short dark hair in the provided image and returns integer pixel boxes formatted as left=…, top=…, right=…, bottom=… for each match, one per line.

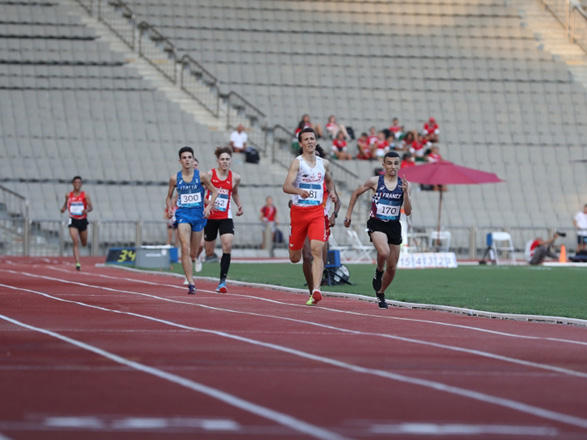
left=215, top=146, right=233, bottom=158
left=383, top=151, right=400, bottom=161
left=298, top=127, right=316, bottom=142
left=178, top=146, right=195, bottom=159
left=72, top=175, right=82, bottom=183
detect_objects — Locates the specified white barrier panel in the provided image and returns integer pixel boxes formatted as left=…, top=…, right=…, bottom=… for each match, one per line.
left=398, top=252, right=458, bottom=269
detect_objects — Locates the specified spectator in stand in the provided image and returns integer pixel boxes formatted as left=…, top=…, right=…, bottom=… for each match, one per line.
left=573, top=203, right=587, bottom=251
left=389, top=117, right=403, bottom=139
left=296, top=114, right=323, bottom=139
left=422, top=117, right=439, bottom=143
left=356, top=132, right=373, bottom=160
left=374, top=131, right=390, bottom=160
left=331, top=131, right=352, bottom=160
left=260, top=195, right=278, bottom=248
left=367, top=126, right=378, bottom=147
left=403, top=131, right=428, bottom=159
left=529, top=231, right=565, bottom=265
left=325, top=114, right=350, bottom=140
left=426, top=145, right=443, bottom=163
left=425, top=145, right=445, bottom=191
left=400, top=152, right=416, bottom=169
left=229, top=124, right=248, bottom=153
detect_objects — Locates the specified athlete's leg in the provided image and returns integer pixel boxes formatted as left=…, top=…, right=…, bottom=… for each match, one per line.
left=218, top=233, right=233, bottom=284
left=302, top=237, right=313, bottom=294
left=177, top=223, right=194, bottom=285
left=309, top=239, right=325, bottom=292
left=379, top=244, right=401, bottom=294
left=69, top=227, right=81, bottom=265
left=79, top=228, right=88, bottom=247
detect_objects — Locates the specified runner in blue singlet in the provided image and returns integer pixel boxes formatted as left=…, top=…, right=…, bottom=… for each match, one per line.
left=166, top=146, right=218, bottom=294
left=343, top=151, right=412, bottom=309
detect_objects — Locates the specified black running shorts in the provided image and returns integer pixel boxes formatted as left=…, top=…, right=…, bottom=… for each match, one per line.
left=367, top=217, right=402, bottom=245
left=204, top=219, right=234, bottom=241
left=68, top=218, right=88, bottom=232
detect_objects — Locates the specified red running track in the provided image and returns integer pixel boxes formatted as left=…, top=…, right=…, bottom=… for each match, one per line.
left=1, top=256, right=586, bottom=440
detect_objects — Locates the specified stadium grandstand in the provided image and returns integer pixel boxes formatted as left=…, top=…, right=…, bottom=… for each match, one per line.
left=0, top=0, right=586, bottom=259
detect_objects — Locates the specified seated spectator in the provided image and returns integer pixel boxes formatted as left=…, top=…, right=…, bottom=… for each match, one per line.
left=331, top=131, right=352, bottom=160
left=401, top=152, right=416, bottom=168
left=422, top=117, right=439, bottom=143
left=325, top=114, right=350, bottom=140
left=426, top=145, right=443, bottom=163
left=367, top=126, right=378, bottom=146
left=425, top=145, right=445, bottom=191
left=373, top=131, right=390, bottom=159
left=296, top=113, right=323, bottom=139
left=356, top=132, right=373, bottom=160
left=389, top=117, right=404, bottom=139
left=230, top=124, right=248, bottom=153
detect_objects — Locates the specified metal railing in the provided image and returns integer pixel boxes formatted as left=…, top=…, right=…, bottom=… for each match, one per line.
left=542, top=0, right=587, bottom=52
left=179, top=54, right=220, bottom=117
left=0, top=185, right=29, bottom=255
left=71, top=0, right=360, bottom=180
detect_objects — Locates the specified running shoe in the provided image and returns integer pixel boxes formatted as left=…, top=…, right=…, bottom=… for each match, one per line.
left=372, top=269, right=383, bottom=292
left=75, top=263, right=81, bottom=271
left=183, top=279, right=189, bottom=285
left=305, top=290, right=322, bottom=305
left=187, top=284, right=196, bottom=295
left=194, top=258, right=202, bottom=273
left=216, top=281, right=227, bottom=293
left=377, top=293, right=388, bottom=309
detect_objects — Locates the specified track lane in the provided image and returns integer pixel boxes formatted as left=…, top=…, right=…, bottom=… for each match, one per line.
left=1, top=277, right=587, bottom=438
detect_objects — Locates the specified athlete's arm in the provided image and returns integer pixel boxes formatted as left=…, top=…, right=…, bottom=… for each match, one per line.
left=401, top=178, right=412, bottom=216
left=165, top=175, right=177, bottom=218
left=328, top=185, right=341, bottom=227
left=343, top=176, right=378, bottom=228
left=60, top=194, right=68, bottom=213
left=84, top=195, right=93, bottom=215
left=282, top=159, right=308, bottom=198
left=201, top=173, right=219, bottom=218
left=323, top=160, right=338, bottom=204
left=232, top=173, right=243, bottom=216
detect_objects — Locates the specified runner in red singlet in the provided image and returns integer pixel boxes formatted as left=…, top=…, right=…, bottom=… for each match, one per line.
left=60, top=176, right=93, bottom=271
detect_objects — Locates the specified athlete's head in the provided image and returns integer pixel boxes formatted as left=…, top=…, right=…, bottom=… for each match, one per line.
left=214, top=146, right=233, bottom=158
left=297, top=143, right=325, bottom=158
left=298, top=128, right=316, bottom=154
left=215, top=146, right=232, bottom=170
left=382, top=151, right=400, bottom=175
left=71, top=176, right=82, bottom=190
left=178, top=146, right=196, bottom=169
left=178, top=146, right=195, bottom=159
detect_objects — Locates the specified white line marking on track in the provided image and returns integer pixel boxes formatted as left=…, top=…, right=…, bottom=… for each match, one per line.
left=0, top=313, right=348, bottom=440
left=369, top=422, right=557, bottom=436
left=2, top=284, right=587, bottom=430
left=47, top=266, right=587, bottom=347
left=3, top=274, right=586, bottom=379
left=44, top=417, right=103, bottom=429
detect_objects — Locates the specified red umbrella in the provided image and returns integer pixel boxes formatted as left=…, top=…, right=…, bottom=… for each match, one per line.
left=399, top=160, right=504, bottom=240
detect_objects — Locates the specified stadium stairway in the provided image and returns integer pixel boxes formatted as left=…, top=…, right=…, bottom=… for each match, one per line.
left=517, top=0, right=587, bottom=87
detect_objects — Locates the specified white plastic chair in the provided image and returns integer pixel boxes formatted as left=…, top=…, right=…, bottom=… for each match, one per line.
left=429, top=230, right=451, bottom=252
left=346, top=229, right=375, bottom=262
left=490, top=231, right=516, bottom=265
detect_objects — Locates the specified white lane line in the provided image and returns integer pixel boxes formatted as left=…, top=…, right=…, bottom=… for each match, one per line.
left=47, top=266, right=587, bottom=347
left=44, top=416, right=103, bottom=429
left=369, top=422, right=557, bottom=436
left=0, top=313, right=348, bottom=440
left=2, top=287, right=587, bottom=430
left=2, top=276, right=586, bottom=379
